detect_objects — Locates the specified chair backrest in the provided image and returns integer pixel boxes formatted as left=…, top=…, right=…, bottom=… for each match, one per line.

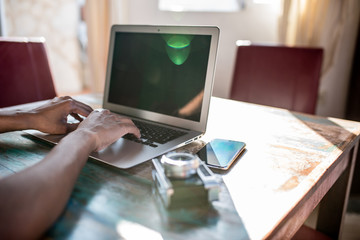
left=230, top=44, right=323, bottom=114
left=0, top=37, right=57, bottom=108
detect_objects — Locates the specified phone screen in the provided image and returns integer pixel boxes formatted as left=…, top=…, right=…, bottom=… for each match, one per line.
left=197, top=139, right=246, bottom=169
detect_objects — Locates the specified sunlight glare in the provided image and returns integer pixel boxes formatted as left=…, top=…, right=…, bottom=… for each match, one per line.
left=116, top=220, right=163, bottom=240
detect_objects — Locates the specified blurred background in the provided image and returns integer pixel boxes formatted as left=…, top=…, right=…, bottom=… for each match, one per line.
left=1, top=0, right=359, bottom=119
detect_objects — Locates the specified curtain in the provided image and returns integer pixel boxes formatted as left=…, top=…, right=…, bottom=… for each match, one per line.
left=84, top=0, right=128, bottom=93
left=0, top=0, right=4, bottom=36
left=279, top=0, right=360, bottom=117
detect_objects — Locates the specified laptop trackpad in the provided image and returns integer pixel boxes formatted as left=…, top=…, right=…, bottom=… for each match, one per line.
left=91, top=138, right=146, bottom=166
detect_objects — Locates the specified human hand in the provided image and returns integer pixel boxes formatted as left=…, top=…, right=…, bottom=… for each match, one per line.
left=77, top=110, right=141, bottom=152
left=30, top=96, right=93, bottom=134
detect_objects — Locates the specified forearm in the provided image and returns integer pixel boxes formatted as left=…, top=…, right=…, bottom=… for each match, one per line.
left=0, top=129, right=96, bottom=239
left=0, top=111, right=35, bottom=133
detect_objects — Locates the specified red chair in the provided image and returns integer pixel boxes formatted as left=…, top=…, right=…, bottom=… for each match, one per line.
left=0, top=37, right=57, bottom=108
left=230, top=43, right=323, bottom=114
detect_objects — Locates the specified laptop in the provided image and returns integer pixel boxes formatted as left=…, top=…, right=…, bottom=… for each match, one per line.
left=26, top=25, right=220, bottom=169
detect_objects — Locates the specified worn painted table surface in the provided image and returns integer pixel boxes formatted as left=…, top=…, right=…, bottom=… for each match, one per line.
left=1, top=95, right=360, bottom=239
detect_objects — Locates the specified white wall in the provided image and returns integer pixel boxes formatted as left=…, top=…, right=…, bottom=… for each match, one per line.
left=125, top=0, right=282, bottom=98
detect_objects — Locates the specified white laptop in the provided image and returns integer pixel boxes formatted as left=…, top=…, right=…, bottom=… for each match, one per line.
left=27, top=25, right=220, bottom=169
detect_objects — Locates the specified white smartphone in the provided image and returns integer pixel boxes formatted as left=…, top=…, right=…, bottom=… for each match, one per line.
left=197, top=138, right=246, bottom=170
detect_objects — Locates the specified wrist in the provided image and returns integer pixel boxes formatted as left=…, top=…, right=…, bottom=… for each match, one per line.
left=12, top=111, right=38, bottom=130
left=22, top=111, right=38, bottom=130
left=65, top=129, right=98, bottom=153
left=46, top=128, right=98, bottom=172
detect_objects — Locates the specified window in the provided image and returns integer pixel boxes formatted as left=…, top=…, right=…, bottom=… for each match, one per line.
left=158, top=0, right=245, bottom=12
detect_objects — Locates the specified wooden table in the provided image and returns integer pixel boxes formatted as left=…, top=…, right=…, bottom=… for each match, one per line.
left=1, top=95, right=359, bottom=239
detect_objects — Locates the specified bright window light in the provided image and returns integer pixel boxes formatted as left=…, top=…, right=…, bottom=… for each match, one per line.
left=236, top=40, right=252, bottom=46
left=158, top=0, right=243, bottom=12
left=253, top=0, right=280, bottom=3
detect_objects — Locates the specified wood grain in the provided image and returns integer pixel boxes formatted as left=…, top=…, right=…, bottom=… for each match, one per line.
left=1, top=96, right=360, bottom=239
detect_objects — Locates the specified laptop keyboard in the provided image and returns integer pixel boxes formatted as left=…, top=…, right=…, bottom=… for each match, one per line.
left=123, top=119, right=187, bottom=148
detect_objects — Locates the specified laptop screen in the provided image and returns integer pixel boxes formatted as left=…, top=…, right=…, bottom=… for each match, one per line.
left=107, top=32, right=211, bottom=122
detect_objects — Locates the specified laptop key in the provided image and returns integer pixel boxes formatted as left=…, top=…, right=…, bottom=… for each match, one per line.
left=123, top=120, right=186, bottom=147
left=123, top=134, right=159, bottom=148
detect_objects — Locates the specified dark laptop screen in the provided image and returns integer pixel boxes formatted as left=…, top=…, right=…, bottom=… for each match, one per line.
left=108, top=32, right=211, bottom=122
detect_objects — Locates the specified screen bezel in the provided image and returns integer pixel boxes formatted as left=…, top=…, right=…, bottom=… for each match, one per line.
left=103, top=25, right=219, bottom=132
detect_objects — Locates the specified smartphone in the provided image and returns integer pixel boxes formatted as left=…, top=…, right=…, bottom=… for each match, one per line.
left=197, top=139, right=246, bottom=170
